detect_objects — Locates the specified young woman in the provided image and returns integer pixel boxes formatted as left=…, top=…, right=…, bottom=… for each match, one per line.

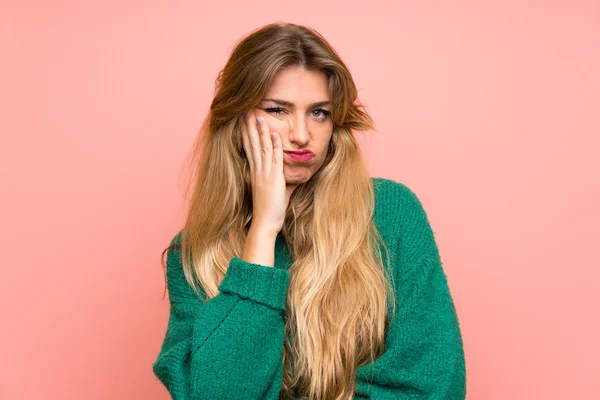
left=152, top=22, right=466, bottom=400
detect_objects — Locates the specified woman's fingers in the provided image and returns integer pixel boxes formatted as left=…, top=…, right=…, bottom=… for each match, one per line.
left=244, top=110, right=262, bottom=171
left=242, top=110, right=281, bottom=175
left=271, top=131, right=282, bottom=170
left=240, top=110, right=287, bottom=235
left=256, top=115, right=273, bottom=174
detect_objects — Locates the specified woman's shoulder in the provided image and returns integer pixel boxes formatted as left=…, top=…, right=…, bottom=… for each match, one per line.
left=371, top=176, right=417, bottom=198
left=169, top=230, right=183, bottom=246
left=370, top=176, right=436, bottom=257
left=371, top=176, right=427, bottom=221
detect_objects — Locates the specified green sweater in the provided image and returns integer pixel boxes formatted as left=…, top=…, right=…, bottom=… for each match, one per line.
left=152, top=177, right=466, bottom=399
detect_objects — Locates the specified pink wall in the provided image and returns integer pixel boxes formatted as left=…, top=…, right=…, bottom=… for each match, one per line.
left=2, top=1, right=598, bottom=399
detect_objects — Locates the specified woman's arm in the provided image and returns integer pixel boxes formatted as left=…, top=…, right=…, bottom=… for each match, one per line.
left=152, top=231, right=289, bottom=400
left=354, top=185, right=467, bottom=400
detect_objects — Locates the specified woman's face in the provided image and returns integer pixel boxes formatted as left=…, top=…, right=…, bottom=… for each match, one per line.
left=253, top=66, right=334, bottom=196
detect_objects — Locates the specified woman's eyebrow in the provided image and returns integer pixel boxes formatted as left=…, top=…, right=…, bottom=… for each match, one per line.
left=262, top=98, right=331, bottom=108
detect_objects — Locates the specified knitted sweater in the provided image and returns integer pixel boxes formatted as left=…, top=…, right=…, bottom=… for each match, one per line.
left=152, top=177, right=466, bottom=399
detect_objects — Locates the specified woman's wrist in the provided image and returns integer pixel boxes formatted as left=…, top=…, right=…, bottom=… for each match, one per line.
left=242, top=225, right=278, bottom=267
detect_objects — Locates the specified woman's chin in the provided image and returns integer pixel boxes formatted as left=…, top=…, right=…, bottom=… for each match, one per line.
left=284, top=173, right=312, bottom=186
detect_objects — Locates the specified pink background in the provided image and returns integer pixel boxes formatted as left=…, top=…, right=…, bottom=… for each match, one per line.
left=2, top=1, right=599, bottom=399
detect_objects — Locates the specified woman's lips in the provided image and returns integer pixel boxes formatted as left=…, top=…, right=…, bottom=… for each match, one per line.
left=284, top=151, right=314, bottom=162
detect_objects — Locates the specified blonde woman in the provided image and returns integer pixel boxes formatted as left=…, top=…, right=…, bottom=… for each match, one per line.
left=152, top=22, right=466, bottom=400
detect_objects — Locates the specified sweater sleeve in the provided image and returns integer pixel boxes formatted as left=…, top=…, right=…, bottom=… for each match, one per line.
left=152, top=232, right=290, bottom=400
left=354, top=186, right=467, bottom=400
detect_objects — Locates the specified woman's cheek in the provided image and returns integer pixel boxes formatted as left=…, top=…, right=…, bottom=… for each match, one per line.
left=266, top=117, right=288, bottom=133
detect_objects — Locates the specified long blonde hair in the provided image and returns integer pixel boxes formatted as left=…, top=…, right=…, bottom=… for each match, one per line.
left=161, top=22, right=397, bottom=400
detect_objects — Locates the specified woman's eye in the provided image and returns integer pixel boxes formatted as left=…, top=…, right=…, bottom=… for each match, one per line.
left=312, top=109, right=331, bottom=121
left=265, top=107, right=285, bottom=116
left=264, top=107, right=330, bottom=121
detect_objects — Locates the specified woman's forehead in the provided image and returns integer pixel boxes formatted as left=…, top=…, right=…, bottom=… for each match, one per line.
left=264, top=67, right=330, bottom=106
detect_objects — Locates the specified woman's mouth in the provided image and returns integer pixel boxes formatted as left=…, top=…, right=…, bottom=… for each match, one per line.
left=284, top=151, right=314, bottom=162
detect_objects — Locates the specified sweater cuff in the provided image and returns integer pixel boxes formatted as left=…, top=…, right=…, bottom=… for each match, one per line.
left=218, top=257, right=290, bottom=311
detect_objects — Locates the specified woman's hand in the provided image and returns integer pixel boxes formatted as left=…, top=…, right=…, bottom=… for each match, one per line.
left=242, top=109, right=288, bottom=237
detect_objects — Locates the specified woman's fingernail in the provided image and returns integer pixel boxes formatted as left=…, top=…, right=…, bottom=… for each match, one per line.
left=256, top=116, right=263, bottom=125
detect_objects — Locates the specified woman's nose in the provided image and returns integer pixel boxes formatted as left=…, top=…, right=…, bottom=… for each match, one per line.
left=287, top=118, right=309, bottom=144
